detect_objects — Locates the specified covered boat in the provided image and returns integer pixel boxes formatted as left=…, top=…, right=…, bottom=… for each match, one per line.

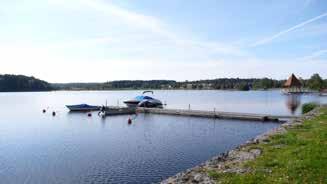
left=124, top=91, right=163, bottom=108
left=66, top=104, right=100, bottom=111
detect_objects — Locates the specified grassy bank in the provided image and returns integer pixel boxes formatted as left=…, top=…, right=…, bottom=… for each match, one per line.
left=208, top=107, right=327, bottom=183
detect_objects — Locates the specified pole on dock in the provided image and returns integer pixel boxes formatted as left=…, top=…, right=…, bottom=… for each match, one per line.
left=188, top=104, right=191, bottom=111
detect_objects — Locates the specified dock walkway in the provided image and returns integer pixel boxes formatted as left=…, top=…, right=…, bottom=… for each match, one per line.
left=103, top=107, right=299, bottom=122
left=137, top=108, right=298, bottom=122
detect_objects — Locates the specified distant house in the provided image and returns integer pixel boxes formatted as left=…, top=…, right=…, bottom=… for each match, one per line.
left=186, top=84, right=193, bottom=89
left=283, top=74, right=303, bottom=94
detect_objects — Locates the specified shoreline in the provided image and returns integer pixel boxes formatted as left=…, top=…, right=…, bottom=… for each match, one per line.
left=1, top=88, right=321, bottom=94
left=160, top=105, right=324, bottom=184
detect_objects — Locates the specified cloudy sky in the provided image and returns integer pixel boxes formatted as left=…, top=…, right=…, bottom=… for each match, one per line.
left=0, top=0, right=326, bottom=82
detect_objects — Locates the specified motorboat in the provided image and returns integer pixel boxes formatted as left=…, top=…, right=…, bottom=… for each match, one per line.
left=66, top=104, right=101, bottom=111
left=123, top=91, right=163, bottom=108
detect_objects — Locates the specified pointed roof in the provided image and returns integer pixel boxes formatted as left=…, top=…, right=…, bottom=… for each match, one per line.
left=284, top=74, right=302, bottom=88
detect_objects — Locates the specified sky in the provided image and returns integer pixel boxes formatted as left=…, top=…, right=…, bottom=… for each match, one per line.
left=0, top=0, right=326, bottom=83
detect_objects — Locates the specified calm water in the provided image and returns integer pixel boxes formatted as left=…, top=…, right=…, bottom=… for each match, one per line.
left=0, top=90, right=325, bottom=183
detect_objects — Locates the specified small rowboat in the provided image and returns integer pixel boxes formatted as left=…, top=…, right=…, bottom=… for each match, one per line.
left=66, top=104, right=100, bottom=111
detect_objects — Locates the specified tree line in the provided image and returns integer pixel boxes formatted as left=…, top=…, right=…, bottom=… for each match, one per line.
left=1, top=73, right=326, bottom=92
left=0, top=74, right=53, bottom=92
left=54, top=74, right=326, bottom=91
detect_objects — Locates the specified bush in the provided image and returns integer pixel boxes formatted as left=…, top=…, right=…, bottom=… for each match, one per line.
left=302, top=103, right=318, bottom=114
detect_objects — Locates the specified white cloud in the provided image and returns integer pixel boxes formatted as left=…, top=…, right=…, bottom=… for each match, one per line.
left=47, top=0, right=245, bottom=57
left=298, top=49, right=327, bottom=61
left=1, top=42, right=325, bottom=82
left=1, top=0, right=325, bottom=82
left=251, top=12, right=327, bottom=47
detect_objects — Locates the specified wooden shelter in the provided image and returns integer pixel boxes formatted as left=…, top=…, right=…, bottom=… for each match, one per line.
left=283, top=74, right=303, bottom=94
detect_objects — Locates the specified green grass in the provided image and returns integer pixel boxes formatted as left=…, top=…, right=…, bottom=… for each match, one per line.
left=208, top=107, right=327, bottom=184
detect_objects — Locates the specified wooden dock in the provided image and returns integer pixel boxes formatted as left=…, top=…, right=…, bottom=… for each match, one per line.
left=103, top=106, right=135, bottom=116
left=103, top=107, right=299, bottom=122
left=137, top=108, right=298, bottom=122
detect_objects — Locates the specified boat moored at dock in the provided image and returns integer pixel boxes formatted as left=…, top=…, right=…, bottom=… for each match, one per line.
left=124, top=91, right=163, bottom=108
left=66, top=104, right=101, bottom=111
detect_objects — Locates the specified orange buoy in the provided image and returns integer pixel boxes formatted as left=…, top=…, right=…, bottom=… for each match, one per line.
left=52, top=111, right=56, bottom=116
left=42, top=109, right=46, bottom=113
left=88, top=113, right=92, bottom=117
left=128, top=117, right=132, bottom=124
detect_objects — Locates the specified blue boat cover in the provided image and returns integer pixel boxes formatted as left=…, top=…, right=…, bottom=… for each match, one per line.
left=71, top=104, right=95, bottom=108
left=134, top=96, right=153, bottom=101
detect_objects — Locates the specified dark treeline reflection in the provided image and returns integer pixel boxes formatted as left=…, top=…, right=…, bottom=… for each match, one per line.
left=285, top=95, right=301, bottom=114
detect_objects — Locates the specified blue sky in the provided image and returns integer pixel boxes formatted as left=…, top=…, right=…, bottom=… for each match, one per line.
left=0, top=0, right=326, bottom=82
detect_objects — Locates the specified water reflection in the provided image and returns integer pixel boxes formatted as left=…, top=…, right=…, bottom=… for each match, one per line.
left=285, top=94, right=301, bottom=114
left=2, top=91, right=324, bottom=183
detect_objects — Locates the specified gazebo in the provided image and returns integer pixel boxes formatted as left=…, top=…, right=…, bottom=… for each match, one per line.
left=283, top=74, right=303, bottom=94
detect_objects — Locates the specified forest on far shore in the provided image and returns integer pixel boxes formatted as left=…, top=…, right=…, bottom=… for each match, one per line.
left=52, top=73, right=326, bottom=91
left=0, top=73, right=325, bottom=92
left=0, top=74, right=53, bottom=92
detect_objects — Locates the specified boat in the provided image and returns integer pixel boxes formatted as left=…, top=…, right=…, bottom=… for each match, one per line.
left=123, top=91, right=163, bottom=108
left=66, top=104, right=101, bottom=111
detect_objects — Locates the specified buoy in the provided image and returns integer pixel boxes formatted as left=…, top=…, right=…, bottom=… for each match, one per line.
left=52, top=111, right=56, bottom=116
left=42, top=109, right=46, bottom=113
left=128, top=117, right=132, bottom=124
left=88, top=113, right=92, bottom=117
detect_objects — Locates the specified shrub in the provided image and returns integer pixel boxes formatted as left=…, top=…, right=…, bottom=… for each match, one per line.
left=302, top=103, right=318, bottom=114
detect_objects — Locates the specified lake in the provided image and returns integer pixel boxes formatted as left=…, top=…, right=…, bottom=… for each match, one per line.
left=0, top=90, right=325, bottom=183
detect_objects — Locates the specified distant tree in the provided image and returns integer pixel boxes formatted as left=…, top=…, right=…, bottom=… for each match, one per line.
left=235, top=83, right=250, bottom=91
left=308, top=73, right=324, bottom=90
left=253, top=78, right=274, bottom=89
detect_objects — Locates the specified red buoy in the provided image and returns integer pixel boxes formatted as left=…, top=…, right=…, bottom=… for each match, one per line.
left=88, top=113, right=92, bottom=117
left=128, top=117, right=132, bottom=124
left=52, top=111, right=56, bottom=116
left=42, top=109, right=46, bottom=113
